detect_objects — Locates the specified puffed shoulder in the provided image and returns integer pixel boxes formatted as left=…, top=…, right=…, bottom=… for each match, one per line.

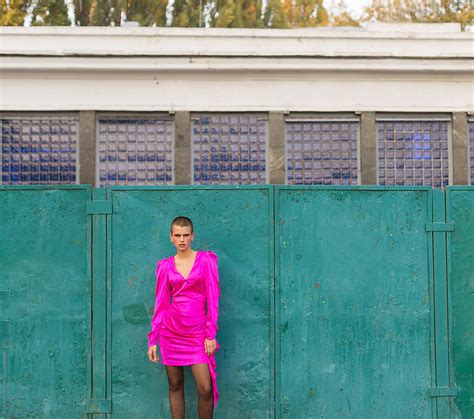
left=156, top=257, right=169, bottom=267
left=204, top=250, right=218, bottom=263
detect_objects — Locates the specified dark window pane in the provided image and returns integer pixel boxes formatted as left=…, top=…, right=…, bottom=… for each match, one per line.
left=286, top=120, right=358, bottom=185
left=97, top=118, right=173, bottom=186
left=192, top=114, right=267, bottom=185
left=377, top=119, right=449, bottom=187
left=1, top=116, right=78, bottom=185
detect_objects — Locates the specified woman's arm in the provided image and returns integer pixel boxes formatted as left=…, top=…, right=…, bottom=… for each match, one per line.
left=204, top=251, right=220, bottom=340
left=147, top=259, right=171, bottom=347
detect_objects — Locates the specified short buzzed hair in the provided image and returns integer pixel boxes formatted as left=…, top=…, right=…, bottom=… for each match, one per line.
left=170, top=216, right=194, bottom=233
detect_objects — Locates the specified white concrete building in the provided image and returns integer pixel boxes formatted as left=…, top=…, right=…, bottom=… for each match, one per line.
left=0, top=24, right=473, bottom=186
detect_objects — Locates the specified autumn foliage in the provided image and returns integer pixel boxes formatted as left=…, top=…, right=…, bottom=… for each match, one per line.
left=0, top=0, right=471, bottom=29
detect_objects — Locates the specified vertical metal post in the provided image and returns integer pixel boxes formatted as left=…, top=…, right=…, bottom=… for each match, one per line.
left=431, top=189, right=454, bottom=418
left=85, top=188, right=112, bottom=416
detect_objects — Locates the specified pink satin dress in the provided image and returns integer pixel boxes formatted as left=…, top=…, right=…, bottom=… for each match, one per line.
left=147, top=250, right=221, bottom=409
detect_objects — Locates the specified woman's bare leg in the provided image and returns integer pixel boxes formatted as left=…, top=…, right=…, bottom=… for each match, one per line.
left=190, top=363, right=213, bottom=419
left=165, top=365, right=185, bottom=419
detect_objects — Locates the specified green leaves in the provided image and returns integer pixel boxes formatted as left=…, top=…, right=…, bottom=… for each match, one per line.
left=1, top=0, right=471, bottom=29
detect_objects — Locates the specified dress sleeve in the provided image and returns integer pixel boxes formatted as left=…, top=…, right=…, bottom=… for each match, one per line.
left=147, top=259, right=171, bottom=348
left=204, top=251, right=220, bottom=340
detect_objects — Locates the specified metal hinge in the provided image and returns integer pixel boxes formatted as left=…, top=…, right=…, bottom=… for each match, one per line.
left=425, top=222, right=454, bottom=232
left=430, top=387, right=458, bottom=397
left=86, top=200, right=112, bottom=215
left=85, top=399, right=112, bottom=414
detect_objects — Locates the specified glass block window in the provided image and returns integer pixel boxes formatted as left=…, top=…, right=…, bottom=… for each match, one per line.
left=1, top=115, right=79, bottom=184
left=192, top=114, right=267, bottom=184
left=98, top=118, right=173, bottom=186
left=469, top=121, right=474, bottom=185
left=377, top=119, right=449, bottom=187
left=286, top=120, right=358, bottom=185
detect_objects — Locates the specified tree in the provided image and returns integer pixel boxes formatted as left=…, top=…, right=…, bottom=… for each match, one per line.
left=242, top=0, right=258, bottom=27
left=0, top=0, right=471, bottom=28
left=73, top=0, right=91, bottom=26
left=282, top=0, right=293, bottom=27
left=291, top=0, right=328, bottom=27
left=87, top=0, right=113, bottom=25
left=363, top=0, right=473, bottom=29
left=31, top=0, right=70, bottom=25
left=213, top=0, right=234, bottom=27
left=0, top=0, right=30, bottom=25
left=172, top=0, right=203, bottom=27
left=264, top=0, right=288, bottom=28
left=114, top=0, right=169, bottom=27
left=328, top=0, right=359, bottom=27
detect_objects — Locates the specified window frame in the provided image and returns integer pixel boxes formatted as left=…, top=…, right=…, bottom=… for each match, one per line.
left=190, top=112, right=269, bottom=185
left=375, top=113, right=452, bottom=187
left=95, top=112, right=175, bottom=187
left=284, top=112, right=361, bottom=186
left=0, top=111, right=80, bottom=185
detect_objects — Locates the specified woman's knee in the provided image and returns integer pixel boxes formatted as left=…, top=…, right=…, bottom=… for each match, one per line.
left=168, top=376, right=184, bottom=392
left=197, top=381, right=212, bottom=399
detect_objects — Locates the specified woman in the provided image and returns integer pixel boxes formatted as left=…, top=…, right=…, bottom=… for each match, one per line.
left=147, top=216, right=220, bottom=419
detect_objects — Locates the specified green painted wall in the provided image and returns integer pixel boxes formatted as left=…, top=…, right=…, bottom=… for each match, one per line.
left=108, top=186, right=274, bottom=418
left=0, top=186, right=91, bottom=417
left=1, top=185, right=472, bottom=418
left=276, top=187, right=434, bottom=418
left=447, top=187, right=474, bottom=418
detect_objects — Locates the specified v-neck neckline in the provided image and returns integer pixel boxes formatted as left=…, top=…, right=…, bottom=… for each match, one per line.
left=172, top=250, right=200, bottom=281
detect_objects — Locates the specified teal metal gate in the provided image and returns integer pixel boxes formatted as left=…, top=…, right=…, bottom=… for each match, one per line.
left=274, top=186, right=461, bottom=418
left=1, top=185, right=92, bottom=417
left=1, top=185, right=472, bottom=418
left=446, top=187, right=474, bottom=419
left=101, top=186, right=274, bottom=418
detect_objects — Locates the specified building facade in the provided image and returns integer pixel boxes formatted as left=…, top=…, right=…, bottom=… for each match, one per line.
left=1, top=23, right=473, bottom=187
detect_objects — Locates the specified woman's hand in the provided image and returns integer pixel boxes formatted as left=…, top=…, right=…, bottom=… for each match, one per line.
left=148, top=345, right=160, bottom=363
left=204, top=338, right=216, bottom=357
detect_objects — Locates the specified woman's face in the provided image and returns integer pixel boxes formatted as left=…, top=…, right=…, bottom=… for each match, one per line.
left=170, top=225, right=194, bottom=252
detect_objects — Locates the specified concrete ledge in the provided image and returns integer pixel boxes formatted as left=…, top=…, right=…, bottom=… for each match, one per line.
left=1, top=25, right=471, bottom=58
left=1, top=56, right=472, bottom=73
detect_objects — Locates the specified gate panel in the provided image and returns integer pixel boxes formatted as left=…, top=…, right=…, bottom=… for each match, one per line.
left=0, top=186, right=91, bottom=417
left=108, top=186, right=274, bottom=418
left=446, top=187, right=474, bottom=418
left=276, top=187, right=434, bottom=418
